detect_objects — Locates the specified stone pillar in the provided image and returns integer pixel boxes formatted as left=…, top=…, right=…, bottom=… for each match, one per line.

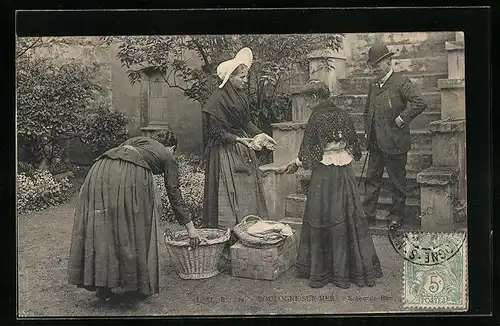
left=417, top=32, right=467, bottom=232
left=139, top=72, right=150, bottom=128
left=429, top=120, right=467, bottom=203
left=307, top=48, right=347, bottom=95
left=272, top=82, right=329, bottom=164
left=259, top=164, right=297, bottom=220
left=417, top=167, right=459, bottom=232
left=438, top=37, right=465, bottom=120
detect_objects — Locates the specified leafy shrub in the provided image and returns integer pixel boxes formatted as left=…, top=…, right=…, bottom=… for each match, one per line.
left=48, top=155, right=75, bottom=175
left=154, top=154, right=204, bottom=227
left=16, top=56, right=102, bottom=167
left=17, top=170, right=73, bottom=215
left=80, top=107, right=129, bottom=157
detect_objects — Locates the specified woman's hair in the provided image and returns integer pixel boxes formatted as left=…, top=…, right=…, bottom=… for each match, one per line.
left=150, top=128, right=178, bottom=148
left=231, top=64, right=248, bottom=77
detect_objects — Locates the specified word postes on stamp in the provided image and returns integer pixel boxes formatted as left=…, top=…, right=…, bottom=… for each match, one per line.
left=402, top=232, right=468, bottom=310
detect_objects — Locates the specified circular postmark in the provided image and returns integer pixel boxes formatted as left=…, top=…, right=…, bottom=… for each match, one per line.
left=388, top=229, right=466, bottom=266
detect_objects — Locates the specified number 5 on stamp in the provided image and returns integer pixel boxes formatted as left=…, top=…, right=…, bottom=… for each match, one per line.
left=403, top=232, right=468, bottom=310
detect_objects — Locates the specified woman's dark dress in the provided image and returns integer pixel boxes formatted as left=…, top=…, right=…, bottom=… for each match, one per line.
left=202, top=83, right=268, bottom=228
left=67, top=137, right=192, bottom=295
left=295, top=100, right=383, bottom=288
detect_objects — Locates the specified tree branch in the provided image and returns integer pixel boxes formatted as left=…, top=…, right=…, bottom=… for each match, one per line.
left=160, top=69, right=187, bottom=92
left=190, top=36, right=211, bottom=68
left=16, top=38, right=43, bottom=58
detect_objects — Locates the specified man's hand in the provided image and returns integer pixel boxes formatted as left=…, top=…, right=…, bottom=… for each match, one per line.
left=395, top=116, right=405, bottom=128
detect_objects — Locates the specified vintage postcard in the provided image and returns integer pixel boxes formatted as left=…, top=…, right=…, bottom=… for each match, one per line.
left=17, top=30, right=468, bottom=316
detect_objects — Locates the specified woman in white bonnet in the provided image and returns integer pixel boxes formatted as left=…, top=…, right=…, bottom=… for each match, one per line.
left=201, top=47, right=276, bottom=229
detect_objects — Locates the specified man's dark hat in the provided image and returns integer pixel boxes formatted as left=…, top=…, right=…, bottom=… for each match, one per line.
left=367, top=43, right=394, bottom=65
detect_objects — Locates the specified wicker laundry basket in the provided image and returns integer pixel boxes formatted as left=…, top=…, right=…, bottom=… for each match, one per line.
left=164, top=228, right=230, bottom=280
left=233, top=215, right=291, bottom=249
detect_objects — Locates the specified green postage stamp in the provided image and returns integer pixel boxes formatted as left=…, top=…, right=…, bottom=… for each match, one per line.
left=401, top=232, right=468, bottom=310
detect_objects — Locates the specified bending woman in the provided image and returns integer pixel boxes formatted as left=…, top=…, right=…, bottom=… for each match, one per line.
left=67, top=129, right=201, bottom=301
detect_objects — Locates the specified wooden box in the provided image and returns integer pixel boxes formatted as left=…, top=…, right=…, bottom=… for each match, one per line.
left=230, top=232, right=298, bottom=281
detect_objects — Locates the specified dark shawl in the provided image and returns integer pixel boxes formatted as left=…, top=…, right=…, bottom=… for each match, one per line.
left=202, top=83, right=261, bottom=148
left=298, top=98, right=362, bottom=170
left=201, top=83, right=261, bottom=228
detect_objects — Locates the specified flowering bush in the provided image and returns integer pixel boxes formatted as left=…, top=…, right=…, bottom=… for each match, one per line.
left=17, top=169, right=72, bottom=215
left=154, top=154, right=204, bottom=226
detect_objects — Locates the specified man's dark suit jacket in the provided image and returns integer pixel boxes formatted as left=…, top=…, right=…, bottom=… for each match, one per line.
left=363, top=72, right=428, bottom=154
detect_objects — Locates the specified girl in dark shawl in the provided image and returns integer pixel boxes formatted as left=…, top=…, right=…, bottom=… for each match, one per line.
left=279, top=97, right=383, bottom=289
left=202, top=47, right=276, bottom=228
left=67, top=129, right=201, bottom=302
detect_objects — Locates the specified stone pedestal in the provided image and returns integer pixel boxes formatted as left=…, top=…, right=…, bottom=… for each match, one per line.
left=438, top=78, right=465, bottom=120
left=417, top=166, right=459, bottom=232
left=445, top=41, right=465, bottom=80
left=259, top=163, right=297, bottom=220
left=438, top=40, right=465, bottom=120
left=307, top=48, right=347, bottom=95
left=429, top=120, right=467, bottom=204
left=270, top=121, right=307, bottom=165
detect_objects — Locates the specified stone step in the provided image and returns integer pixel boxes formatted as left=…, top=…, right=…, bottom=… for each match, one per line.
left=284, top=193, right=421, bottom=222
left=295, top=168, right=423, bottom=199
left=353, top=149, right=432, bottom=174
left=338, top=72, right=446, bottom=95
left=296, top=177, right=422, bottom=200
left=348, top=56, right=448, bottom=76
left=356, top=130, right=432, bottom=151
left=333, top=92, right=441, bottom=112
left=280, top=211, right=421, bottom=237
left=350, top=40, right=449, bottom=62
left=350, top=111, right=441, bottom=130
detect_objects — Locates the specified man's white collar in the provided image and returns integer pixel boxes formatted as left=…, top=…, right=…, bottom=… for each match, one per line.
left=379, top=69, right=394, bottom=87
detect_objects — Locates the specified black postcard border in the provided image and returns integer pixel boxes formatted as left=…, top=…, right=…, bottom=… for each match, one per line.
left=3, top=6, right=495, bottom=325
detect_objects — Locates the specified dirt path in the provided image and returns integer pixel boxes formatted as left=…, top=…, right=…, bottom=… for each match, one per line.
left=18, top=194, right=409, bottom=317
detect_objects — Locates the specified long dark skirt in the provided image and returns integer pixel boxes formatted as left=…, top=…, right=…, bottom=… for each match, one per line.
left=296, top=162, right=383, bottom=288
left=67, top=158, right=159, bottom=295
left=203, top=141, right=268, bottom=229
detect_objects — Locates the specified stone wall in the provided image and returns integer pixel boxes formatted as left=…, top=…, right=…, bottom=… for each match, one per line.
left=110, top=41, right=204, bottom=155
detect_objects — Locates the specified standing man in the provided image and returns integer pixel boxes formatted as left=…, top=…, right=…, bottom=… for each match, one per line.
left=362, top=43, right=428, bottom=230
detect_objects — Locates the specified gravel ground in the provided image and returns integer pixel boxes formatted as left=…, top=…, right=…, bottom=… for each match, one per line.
left=17, top=194, right=416, bottom=317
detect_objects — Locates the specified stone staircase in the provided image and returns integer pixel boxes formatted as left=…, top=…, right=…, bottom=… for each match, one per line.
left=260, top=32, right=459, bottom=236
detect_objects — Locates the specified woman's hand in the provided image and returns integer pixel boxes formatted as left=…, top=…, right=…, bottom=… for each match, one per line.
left=251, top=133, right=278, bottom=151
left=236, top=137, right=254, bottom=148
left=276, top=158, right=302, bottom=174
left=185, top=221, right=202, bottom=249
